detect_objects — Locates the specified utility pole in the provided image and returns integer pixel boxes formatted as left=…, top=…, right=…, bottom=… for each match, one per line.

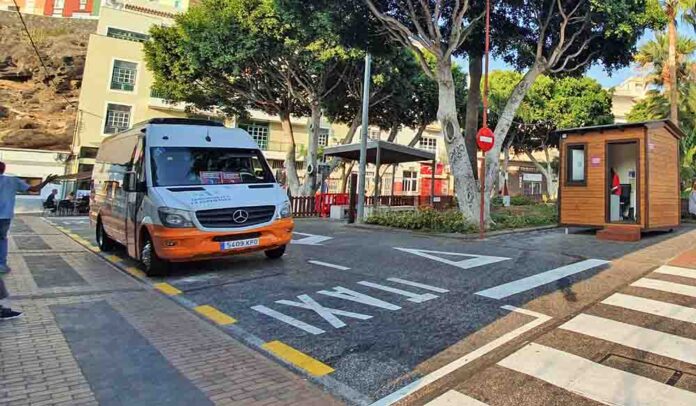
left=356, top=52, right=371, bottom=222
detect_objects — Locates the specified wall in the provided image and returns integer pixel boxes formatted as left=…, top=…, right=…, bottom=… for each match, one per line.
left=559, top=127, right=646, bottom=227
left=0, top=148, right=69, bottom=213
left=647, top=126, right=680, bottom=228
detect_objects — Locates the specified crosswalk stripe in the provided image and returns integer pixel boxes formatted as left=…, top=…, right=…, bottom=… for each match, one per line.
left=425, top=390, right=488, bottom=405
left=602, top=293, right=696, bottom=324
left=654, top=265, right=696, bottom=280
left=560, top=313, right=696, bottom=365
left=499, top=343, right=696, bottom=406
left=632, top=278, right=696, bottom=297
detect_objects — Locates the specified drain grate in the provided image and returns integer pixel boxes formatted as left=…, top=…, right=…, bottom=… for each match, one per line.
left=600, top=353, right=695, bottom=387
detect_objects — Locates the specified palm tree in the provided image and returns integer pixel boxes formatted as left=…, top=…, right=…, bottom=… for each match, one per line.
left=661, top=0, right=696, bottom=123
left=634, top=33, right=696, bottom=87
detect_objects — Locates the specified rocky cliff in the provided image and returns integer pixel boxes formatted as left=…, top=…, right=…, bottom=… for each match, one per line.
left=0, top=11, right=96, bottom=151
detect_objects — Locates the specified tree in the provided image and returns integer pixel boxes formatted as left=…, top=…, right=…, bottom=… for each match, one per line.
left=360, top=0, right=654, bottom=224
left=490, top=72, right=613, bottom=199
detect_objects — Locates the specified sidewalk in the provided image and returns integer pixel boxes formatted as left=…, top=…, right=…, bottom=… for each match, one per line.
left=0, top=216, right=339, bottom=406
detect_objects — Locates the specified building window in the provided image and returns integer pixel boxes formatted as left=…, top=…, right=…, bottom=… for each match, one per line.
left=79, top=147, right=98, bottom=159
left=110, top=60, right=137, bottom=92
left=76, top=164, right=94, bottom=191
left=17, top=177, right=42, bottom=195
left=369, top=128, right=381, bottom=140
left=318, top=128, right=329, bottom=147
left=402, top=170, right=418, bottom=193
left=419, top=137, right=437, bottom=153
left=240, top=123, right=269, bottom=150
left=566, top=144, right=586, bottom=185
left=104, top=103, right=131, bottom=134
left=79, top=0, right=87, bottom=8
left=106, top=27, right=150, bottom=43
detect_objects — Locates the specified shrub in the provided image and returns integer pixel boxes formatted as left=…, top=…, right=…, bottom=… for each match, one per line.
left=509, top=195, right=536, bottom=206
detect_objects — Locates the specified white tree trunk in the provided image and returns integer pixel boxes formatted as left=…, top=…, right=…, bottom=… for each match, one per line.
left=484, top=64, right=544, bottom=217
left=300, top=102, right=321, bottom=196
left=280, top=112, right=301, bottom=196
left=436, top=59, right=479, bottom=222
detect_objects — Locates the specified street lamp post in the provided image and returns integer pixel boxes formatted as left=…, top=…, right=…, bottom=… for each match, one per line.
left=356, top=52, right=371, bottom=222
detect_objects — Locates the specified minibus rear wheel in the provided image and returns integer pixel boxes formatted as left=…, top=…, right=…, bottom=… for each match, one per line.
left=96, top=218, right=116, bottom=252
left=141, top=235, right=169, bottom=277
left=264, top=245, right=286, bottom=259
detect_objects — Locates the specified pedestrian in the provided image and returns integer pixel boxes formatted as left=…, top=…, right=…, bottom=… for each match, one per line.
left=689, top=180, right=696, bottom=219
left=0, top=161, right=57, bottom=320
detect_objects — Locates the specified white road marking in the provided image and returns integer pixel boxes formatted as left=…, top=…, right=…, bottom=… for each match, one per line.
left=394, top=248, right=510, bottom=270
left=318, top=286, right=402, bottom=310
left=275, top=294, right=371, bottom=329
left=560, top=313, right=696, bottom=365
left=475, top=259, right=610, bottom=300
left=291, top=232, right=333, bottom=246
left=425, top=390, right=488, bottom=406
left=357, top=281, right=438, bottom=303
left=387, top=278, right=449, bottom=293
left=308, top=260, right=350, bottom=271
left=251, top=305, right=325, bottom=335
left=370, top=306, right=551, bottom=406
left=654, top=265, right=696, bottom=280
left=498, top=343, right=696, bottom=406
left=602, top=293, right=696, bottom=324
left=632, top=278, right=696, bottom=297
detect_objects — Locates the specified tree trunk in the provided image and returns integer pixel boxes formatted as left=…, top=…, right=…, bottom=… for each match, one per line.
left=340, top=162, right=355, bottom=193
left=408, top=122, right=428, bottom=147
left=300, top=102, right=322, bottom=196
left=668, top=15, right=679, bottom=123
left=466, top=55, right=483, bottom=180
left=437, top=59, right=478, bottom=222
left=386, top=124, right=399, bottom=142
left=484, top=63, right=544, bottom=217
left=280, top=111, right=301, bottom=196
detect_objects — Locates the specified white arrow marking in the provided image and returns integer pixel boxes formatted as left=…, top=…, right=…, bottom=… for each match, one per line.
left=291, top=232, right=333, bottom=246
left=276, top=294, right=371, bottom=329
left=394, top=247, right=510, bottom=270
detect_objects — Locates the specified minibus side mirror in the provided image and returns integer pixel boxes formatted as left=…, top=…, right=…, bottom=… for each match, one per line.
left=123, top=172, right=147, bottom=193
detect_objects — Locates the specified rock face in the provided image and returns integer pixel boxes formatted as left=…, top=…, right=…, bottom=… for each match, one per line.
left=0, top=11, right=96, bottom=151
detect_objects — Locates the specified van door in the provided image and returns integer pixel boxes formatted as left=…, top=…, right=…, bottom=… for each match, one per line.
left=126, top=137, right=145, bottom=258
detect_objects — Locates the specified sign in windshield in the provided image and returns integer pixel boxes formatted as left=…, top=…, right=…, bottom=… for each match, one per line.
left=150, top=147, right=274, bottom=187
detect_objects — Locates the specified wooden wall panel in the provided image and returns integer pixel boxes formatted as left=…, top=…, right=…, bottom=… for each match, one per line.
left=560, top=128, right=646, bottom=227
left=647, top=127, right=680, bottom=228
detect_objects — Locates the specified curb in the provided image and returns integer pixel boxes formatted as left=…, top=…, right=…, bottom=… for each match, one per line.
left=42, top=217, right=370, bottom=405
left=346, top=222, right=559, bottom=240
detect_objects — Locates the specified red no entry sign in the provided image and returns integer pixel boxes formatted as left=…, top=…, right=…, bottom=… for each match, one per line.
left=477, top=127, right=494, bottom=152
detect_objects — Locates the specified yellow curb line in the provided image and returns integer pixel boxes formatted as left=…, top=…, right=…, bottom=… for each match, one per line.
left=105, top=254, right=122, bottom=263
left=154, top=282, right=182, bottom=296
left=194, top=305, right=237, bottom=325
left=125, top=266, right=147, bottom=278
left=262, top=341, right=334, bottom=377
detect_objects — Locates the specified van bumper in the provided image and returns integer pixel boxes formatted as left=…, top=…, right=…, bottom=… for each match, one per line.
left=147, top=218, right=294, bottom=262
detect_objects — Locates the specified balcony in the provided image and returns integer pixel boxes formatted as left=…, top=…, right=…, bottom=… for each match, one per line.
left=148, top=89, right=187, bottom=111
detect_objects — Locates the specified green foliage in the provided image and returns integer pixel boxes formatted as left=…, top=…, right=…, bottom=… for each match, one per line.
left=365, top=205, right=557, bottom=234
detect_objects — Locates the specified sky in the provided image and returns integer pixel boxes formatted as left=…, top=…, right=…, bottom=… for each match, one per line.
left=478, top=25, right=696, bottom=89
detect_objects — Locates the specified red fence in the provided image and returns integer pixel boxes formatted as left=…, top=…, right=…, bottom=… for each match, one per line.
left=290, top=194, right=456, bottom=218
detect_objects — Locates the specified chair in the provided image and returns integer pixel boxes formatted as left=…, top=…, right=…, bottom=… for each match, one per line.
left=41, top=200, right=56, bottom=217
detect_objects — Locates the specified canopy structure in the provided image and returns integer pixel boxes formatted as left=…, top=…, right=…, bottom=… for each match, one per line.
left=323, top=140, right=437, bottom=203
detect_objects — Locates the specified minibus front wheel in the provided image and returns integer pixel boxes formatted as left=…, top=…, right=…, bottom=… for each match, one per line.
left=264, top=245, right=286, bottom=259
left=141, top=234, right=170, bottom=277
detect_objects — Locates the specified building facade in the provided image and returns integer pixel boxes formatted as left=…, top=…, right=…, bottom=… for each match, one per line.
left=612, top=76, right=649, bottom=123
left=1, top=0, right=188, bottom=17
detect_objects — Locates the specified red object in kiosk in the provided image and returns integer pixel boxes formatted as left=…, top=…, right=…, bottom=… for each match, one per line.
left=476, top=127, right=495, bottom=152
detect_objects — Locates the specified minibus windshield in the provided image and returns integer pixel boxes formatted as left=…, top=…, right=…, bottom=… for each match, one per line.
left=150, top=147, right=275, bottom=187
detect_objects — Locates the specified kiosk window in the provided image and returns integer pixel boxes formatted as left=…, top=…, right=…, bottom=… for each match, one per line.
left=566, top=144, right=586, bottom=185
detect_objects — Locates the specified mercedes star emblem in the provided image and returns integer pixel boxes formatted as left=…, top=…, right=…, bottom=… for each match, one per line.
left=232, top=209, right=249, bottom=224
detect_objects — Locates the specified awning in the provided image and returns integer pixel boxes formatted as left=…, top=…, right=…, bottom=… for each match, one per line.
left=55, top=171, right=92, bottom=181
left=323, top=140, right=435, bottom=164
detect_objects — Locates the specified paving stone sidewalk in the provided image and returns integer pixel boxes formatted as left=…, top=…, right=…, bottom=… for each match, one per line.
left=0, top=217, right=340, bottom=406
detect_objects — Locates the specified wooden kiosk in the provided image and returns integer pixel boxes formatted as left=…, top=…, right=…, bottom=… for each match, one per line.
left=557, top=120, right=683, bottom=241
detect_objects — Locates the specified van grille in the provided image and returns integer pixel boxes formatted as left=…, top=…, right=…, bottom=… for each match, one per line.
left=196, top=206, right=275, bottom=228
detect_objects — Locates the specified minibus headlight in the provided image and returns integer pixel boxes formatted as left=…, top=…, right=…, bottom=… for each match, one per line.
left=158, top=207, right=194, bottom=228
left=278, top=201, right=292, bottom=219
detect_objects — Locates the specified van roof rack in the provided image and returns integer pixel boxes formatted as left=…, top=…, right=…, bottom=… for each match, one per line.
left=140, top=118, right=226, bottom=127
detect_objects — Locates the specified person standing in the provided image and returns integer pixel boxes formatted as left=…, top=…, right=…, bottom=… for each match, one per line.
left=0, top=161, right=57, bottom=320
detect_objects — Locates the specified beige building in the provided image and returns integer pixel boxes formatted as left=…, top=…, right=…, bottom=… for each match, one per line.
left=612, top=76, right=649, bottom=123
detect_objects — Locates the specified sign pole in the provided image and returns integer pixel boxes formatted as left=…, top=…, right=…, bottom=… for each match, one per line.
left=356, top=53, right=371, bottom=222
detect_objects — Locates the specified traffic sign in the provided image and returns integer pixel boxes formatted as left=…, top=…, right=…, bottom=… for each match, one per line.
left=477, top=127, right=495, bottom=152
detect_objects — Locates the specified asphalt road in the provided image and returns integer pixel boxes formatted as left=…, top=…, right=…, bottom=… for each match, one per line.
left=45, top=216, right=692, bottom=404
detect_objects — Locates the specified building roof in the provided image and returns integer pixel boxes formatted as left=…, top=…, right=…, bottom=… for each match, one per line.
left=323, top=140, right=435, bottom=164
left=554, top=119, right=684, bottom=139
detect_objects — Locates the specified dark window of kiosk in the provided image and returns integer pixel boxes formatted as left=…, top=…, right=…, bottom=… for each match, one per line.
left=566, top=144, right=586, bottom=185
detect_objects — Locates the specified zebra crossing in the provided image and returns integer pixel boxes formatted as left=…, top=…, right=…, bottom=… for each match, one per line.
left=448, top=263, right=696, bottom=406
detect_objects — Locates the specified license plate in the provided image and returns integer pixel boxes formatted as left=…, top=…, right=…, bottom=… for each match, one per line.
left=220, top=238, right=259, bottom=251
